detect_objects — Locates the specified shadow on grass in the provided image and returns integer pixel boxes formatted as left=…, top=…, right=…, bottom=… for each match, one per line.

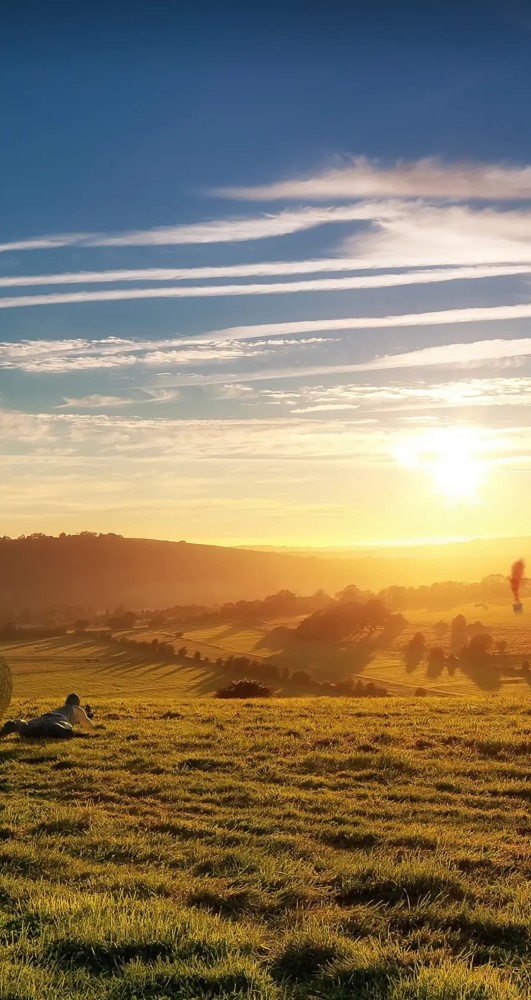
left=257, top=628, right=374, bottom=682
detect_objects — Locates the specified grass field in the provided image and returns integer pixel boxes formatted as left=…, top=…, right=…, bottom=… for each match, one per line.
left=4, top=599, right=527, bottom=705
left=0, top=693, right=530, bottom=999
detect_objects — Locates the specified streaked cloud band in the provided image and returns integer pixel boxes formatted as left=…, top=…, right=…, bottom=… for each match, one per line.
left=1, top=265, right=529, bottom=310
left=218, top=156, right=531, bottom=201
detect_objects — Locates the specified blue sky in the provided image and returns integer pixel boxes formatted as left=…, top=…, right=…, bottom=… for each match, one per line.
left=3, top=1, right=531, bottom=544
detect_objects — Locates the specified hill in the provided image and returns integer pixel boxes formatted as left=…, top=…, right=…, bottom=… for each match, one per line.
left=0, top=533, right=353, bottom=614
left=0, top=533, right=528, bottom=615
left=245, top=536, right=530, bottom=586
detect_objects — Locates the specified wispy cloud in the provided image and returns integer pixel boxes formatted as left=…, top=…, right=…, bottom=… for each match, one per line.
left=0, top=203, right=394, bottom=254
left=0, top=259, right=386, bottom=288
left=345, top=337, right=531, bottom=373
left=58, top=394, right=134, bottom=409
left=217, top=156, right=531, bottom=201
left=140, top=388, right=179, bottom=403
left=0, top=408, right=393, bottom=461
left=197, top=302, right=531, bottom=343
left=3, top=302, right=531, bottom=378
left=270, top=377, right=531, bottom=413
left=0, top=338, right=275, bottom=373
left=57, top=388, right=179, bottom=409
left=0, top=264, right=529, bottom=310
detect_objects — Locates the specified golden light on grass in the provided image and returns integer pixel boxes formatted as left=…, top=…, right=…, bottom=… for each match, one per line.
left=394, top=426, right=487, bottom=504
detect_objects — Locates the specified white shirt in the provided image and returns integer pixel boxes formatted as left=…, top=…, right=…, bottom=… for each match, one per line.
left=51, top=703, right=96, bottom=733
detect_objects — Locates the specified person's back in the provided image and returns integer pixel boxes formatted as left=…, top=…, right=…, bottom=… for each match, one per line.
left=0, top=692, right=96, bottom=739
left=47, top=694, right=95, bottom=733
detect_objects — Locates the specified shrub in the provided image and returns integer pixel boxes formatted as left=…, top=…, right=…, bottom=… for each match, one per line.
left=214, top=679, right=273, bottom=699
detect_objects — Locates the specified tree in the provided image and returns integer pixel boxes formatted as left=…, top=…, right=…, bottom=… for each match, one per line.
left=405, top=632, right=426, bottom=670
left=296, top=599, right=390, bottom=643
left=432, top=621, right=449, bottom=639
left=451, top=614, right=466, bottom=633
left=466, top=621, right=488, bottom=639
left=407, top=632, right=426, bottom=653
left=335, top=584, right=364, bottom=603
left=107, top=610, right=137, bottom=631
left=263, top=590, right=298, bottom=615
left=381, top=612, right=408, bottom=638
left=73, top=618, right=90, bottom=633
left=290, top=670, right=312, bottom=686
left=450, top=614, right=467, bottom=651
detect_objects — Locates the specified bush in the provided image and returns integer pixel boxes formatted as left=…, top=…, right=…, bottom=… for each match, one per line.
left=214, top=679, right=273, bottom=699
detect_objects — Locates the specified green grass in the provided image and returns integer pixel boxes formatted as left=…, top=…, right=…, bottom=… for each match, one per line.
left=0, top=696, right=530, bottom=998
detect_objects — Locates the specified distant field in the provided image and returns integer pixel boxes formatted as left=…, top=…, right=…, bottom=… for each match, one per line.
left=2, top=600, right=531, bottom=705
left=0, top=697, right=529, bottom=999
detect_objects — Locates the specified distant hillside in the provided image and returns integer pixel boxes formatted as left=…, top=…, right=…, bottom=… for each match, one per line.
left=242, top=537, right=529, bottom=585
left=0, top=533, right=526, bottom=614
left=0, top=533, right=360, bottom=614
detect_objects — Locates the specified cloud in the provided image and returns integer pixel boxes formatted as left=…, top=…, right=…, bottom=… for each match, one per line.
left=215, top=385, right=256, bottom=400
left=0, top=337, right=273, bottom=373
left=0, top=408, right=394, bottom=461
left=342, top=337, right=531, bottom=373
left=340, top=203, right=531, bottom=267
left=1, top=264, right=530, bottom=310
left=149, top=337, right=531, bottom=390
left=197, top=302, right=531, bottom=344
left=0, top=203, right=395, bottom=254
left=57, top=388, right=179, bottom=409
left=0, top=232, right=95, bottom=253
left=0, top=256, right=424, bottom=289
left=292, top=402, right=361, bottom=413
left=140, top=388, right=179, bottom=403
left=217, top=156, right=531, bottom=201
left=58, top=394, right=134, bottom=409
left=4, top=302, right=531, bottom=380
left=278, top=377, right=531, bottom=413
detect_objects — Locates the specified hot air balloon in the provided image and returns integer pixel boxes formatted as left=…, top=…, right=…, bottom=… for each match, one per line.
left=509, top=559, right=525, bottom=613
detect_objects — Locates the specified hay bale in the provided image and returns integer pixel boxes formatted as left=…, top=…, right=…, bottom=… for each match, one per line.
left=0, top=656, right=13, bottom=718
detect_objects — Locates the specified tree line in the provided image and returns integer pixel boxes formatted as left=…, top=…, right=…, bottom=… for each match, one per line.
left=98, top=630, right=388, bottom=697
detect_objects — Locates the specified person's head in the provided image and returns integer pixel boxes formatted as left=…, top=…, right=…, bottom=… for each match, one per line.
left=65, top=693, right=80, bottom=706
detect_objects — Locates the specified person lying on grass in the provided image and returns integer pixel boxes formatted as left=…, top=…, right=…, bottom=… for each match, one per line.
left=0, top=693, right=96, bottom=739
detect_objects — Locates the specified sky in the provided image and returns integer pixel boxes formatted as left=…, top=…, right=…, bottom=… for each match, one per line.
left=3, top=0, right=531, bottom=546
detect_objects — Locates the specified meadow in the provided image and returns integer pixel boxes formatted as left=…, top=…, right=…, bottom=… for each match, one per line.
left=0, top=693, right=530, bottom=999
left=1, top=603, right=530, bottom=999
left=3, top=598, right=527, bottom=704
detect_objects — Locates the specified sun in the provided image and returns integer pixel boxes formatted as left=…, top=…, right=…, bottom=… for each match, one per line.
left=393, top=426, right=486, bottom=503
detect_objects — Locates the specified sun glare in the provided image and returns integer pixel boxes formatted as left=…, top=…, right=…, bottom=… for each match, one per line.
left=394, top=426, right=487, bottom=503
